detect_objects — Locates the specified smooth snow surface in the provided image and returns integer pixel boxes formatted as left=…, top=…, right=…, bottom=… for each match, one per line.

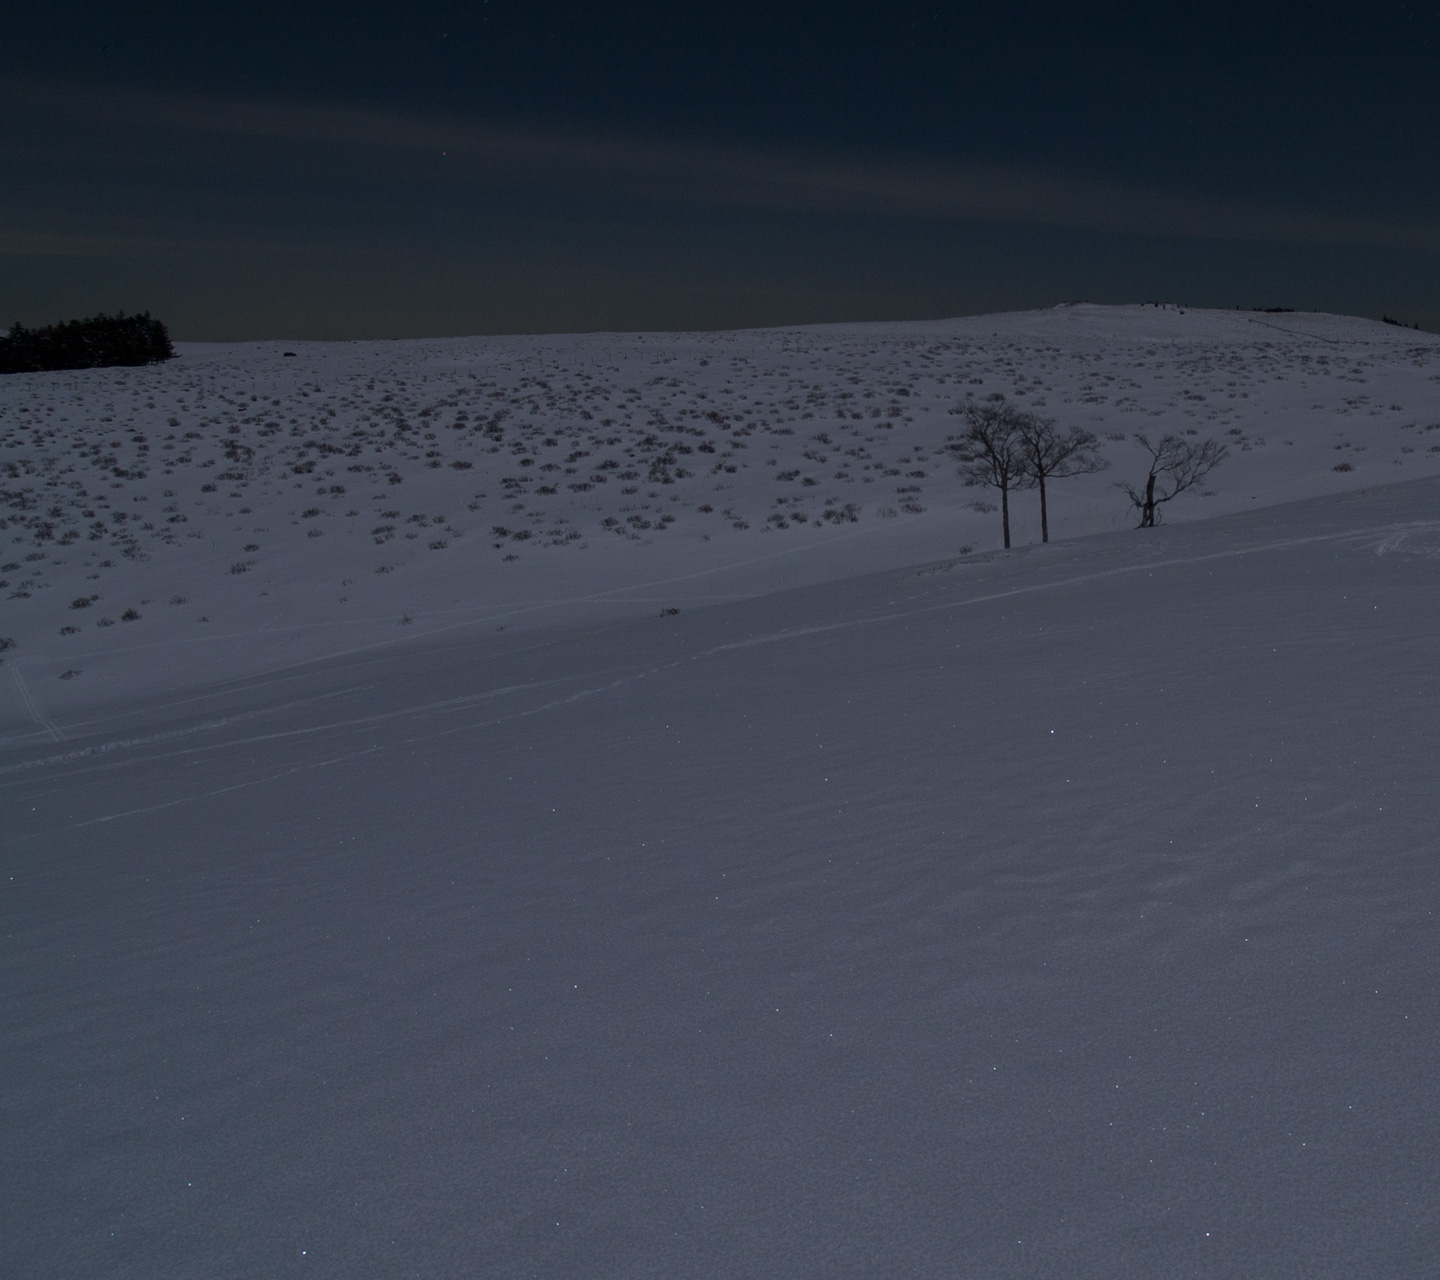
left=3, top=306, right=1440, bottom=1277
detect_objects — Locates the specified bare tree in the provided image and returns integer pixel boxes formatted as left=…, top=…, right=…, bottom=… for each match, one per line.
left=1117, top=433, right=1229, bottom=527
left=1014, top=415, right=1107, bottom=542
left=948, top=396, right=1032, bottom=548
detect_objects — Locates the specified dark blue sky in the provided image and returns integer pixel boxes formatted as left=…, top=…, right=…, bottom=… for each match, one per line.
left=4, top=2, right=1437, bottom=338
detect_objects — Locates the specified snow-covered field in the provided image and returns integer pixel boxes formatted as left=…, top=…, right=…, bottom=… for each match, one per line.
left=4, top=305, right=1440, bottom=1276
left=3, top=302, right=1439, bottom=719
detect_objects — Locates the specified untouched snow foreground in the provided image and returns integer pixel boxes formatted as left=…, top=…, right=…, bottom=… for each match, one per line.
left=3, top=307, right=1440, bottom=1277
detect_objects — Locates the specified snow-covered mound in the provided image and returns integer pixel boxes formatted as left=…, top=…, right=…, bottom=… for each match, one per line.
left=5, top=470, right=1439, bottom=1277
left=3, top=303, right=1438, bottom=724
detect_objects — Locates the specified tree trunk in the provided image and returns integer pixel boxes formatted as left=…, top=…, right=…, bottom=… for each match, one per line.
left=1001, top=482, right=1011, bottom=548
left=1141, top=471, right=1157, bottom=527
left=1038, top=473, right=1049, bottom=543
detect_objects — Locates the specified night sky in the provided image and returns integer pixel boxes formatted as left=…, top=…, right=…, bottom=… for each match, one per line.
left=4, top=2, right=1437, bottom=339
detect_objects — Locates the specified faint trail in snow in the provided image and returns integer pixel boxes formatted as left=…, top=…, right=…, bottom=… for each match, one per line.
left=2, top=669, right=650, bottom=839
left=0, top=677, right=565, bottom=781
left=58, top=674, right=382, bottom=739
left=28, top=747, right=385, bottom=832
left=10, top=667, right=64, bottom=744
left=0, top=683, right=384, bottom=776
left=699, top=524, right=1400, bottom=657
left=1243, top=316, right=1349, bottom=346
left=1361, top=521, right=1440, bottom=558
left=1, top=517, right=1423, bottom=808
left=16, top=509, right=912, bottom=716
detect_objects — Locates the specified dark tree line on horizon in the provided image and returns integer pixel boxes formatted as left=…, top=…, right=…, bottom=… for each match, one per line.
left=0, top=313, right=174, bottom=375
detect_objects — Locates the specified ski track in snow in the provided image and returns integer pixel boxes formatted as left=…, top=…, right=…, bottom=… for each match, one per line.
left=9, top=664, right=63, bottom=743
left=5, top=511, right=1433, bottom=829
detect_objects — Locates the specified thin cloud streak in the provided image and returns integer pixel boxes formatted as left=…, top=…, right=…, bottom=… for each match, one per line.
left=0, top=230, right=148, bottom=258
left=6, top=77, right=1439, bottom=257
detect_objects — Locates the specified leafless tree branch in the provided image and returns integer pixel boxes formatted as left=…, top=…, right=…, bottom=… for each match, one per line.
left=947, top=395, right=1033, bottom=548
left=1117, top=433, right=1228, bottom=527
left=1014, top=415, right=1107, bottom=542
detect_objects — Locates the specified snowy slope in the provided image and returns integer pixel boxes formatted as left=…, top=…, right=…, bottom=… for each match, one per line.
left=3, top=308, right=1440, bottom=1278
left=2, top=303, right=1439, bottom=726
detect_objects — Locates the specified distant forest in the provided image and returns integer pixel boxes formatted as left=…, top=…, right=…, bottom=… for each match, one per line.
left=0, top=313, right=175, bottom=375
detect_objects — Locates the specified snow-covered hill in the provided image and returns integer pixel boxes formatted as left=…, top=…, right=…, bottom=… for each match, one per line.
left=3, top=303, right=1438, bottom=723
left=3, top=306, right=1439, bottom=1277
